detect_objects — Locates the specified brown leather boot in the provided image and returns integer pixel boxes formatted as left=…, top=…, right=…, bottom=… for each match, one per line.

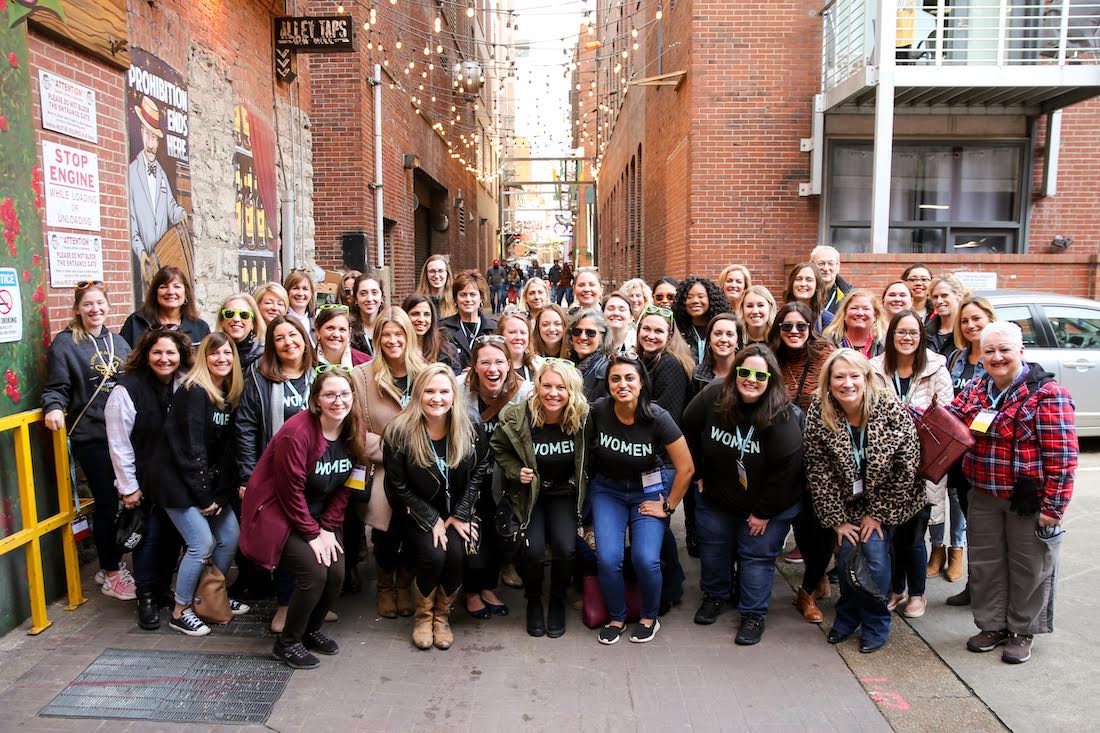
left=945, top=547, right=965, bottom=582
left=927, top=545, right=947, bottom=578
left=432, top=587, right=460, bottom=650
left=395, top=568, right=415, bottom=617
left=794, top=588, right=823, bottom=624
left=813, top=576, right=831, bottom=600
left=375, top=563, right=398, bottom=619
left=411, top=584, right=435, bottom=650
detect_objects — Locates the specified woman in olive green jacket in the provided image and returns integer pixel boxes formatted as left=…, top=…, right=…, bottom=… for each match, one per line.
left=490, top=359, right=590, bottom=639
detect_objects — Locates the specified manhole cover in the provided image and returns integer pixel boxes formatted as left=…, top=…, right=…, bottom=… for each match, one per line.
left=39, top=647, right=291, bottom=724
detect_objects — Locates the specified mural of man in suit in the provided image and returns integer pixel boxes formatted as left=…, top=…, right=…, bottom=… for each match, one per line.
left=128, top=95, right=187, bottom=278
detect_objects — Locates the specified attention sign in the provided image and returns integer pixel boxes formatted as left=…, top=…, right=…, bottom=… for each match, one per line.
left=39, top=70, right=98, bottom=143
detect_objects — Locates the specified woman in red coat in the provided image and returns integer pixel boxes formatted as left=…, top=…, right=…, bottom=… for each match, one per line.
left=241, top=366, right=366, bottom=670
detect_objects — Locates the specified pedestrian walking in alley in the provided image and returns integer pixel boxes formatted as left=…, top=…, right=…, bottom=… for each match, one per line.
left=487, top=259, right=507, bottom=314
left=241, top=367, right=364, bottom=668
left=804, top=349, right=924, bottom=654
left=43, top=281, right=133, bottom=602
left=682, top=344, right=804, bottom=645
left=555, top=261, right=574, bottom=307
left=947, top=321, right=1078, bottom=664
left=587, top=354, right=694, bottom=645
left=383, top=364, right=492, bottom=650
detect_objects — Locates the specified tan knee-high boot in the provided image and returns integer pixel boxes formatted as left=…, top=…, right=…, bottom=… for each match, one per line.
left=432, top=587, right=460, bottom=650
left=411, top=584, right=436, bottom=650
left=395, top=567, right=415, bottom=617
left=376, top=563, right=398, bottom=618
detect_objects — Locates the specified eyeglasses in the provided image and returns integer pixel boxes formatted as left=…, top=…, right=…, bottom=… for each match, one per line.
left=906, top=275, right=932, bottom=283
left=220, top=308, right=254, bottom=321
left=343, top=288, right=353, bottom=295
left=149, top=323, right=181, bottom=332
left=317, top=303, right=350, bottom=313
left=472, top=334, right=507, bottom=347
left=75, top=280, right=105, bottom=290
left=319, top=391, right=353, bottom=404
left=314, top=364, right=352, bottom=376
left=642, top=305, right=673, bottom=318
left=570, top=327, right=601, bottom=339
left=540, top=357, right=577, bottom=369
left=735, top=367, right=771, bottom=382
left=779, top=322, right=810, bottom=333
left=895, top=330, right=922, bottom=339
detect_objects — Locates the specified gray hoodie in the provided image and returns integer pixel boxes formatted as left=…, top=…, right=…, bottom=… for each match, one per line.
left=42, top=327, right=131, bottom=444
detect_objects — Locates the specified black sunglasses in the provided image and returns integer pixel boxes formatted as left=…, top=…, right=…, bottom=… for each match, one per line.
left=570, top=327, right=601, bottom=339
left=780, top=322, right=809, bottom=333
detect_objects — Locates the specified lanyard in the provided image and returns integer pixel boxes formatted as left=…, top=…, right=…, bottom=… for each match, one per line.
left=692, top=326, right=706, bottom=364
left=987, top=372, right=1023, bottom=411
left=825, top=286, right=841, bottom=312
left=847, top=423, right=867, bottom=478
left=432, top=439, right=450, bottom=510
left=461, top=319, right=481, bottom=342
left=284, top=375, right=307, bottom=412
left=893, top=372, right=911, bottom=402
left=796, top=357, right=812, bottom=402
left=735, top=425, right=755, bottom=462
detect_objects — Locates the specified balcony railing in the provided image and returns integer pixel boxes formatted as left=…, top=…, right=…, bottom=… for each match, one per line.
left=822, top=0, right=1100, bottom=93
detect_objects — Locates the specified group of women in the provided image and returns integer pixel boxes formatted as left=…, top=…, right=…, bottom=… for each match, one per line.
left=41, top=254, right=1076, bottom=669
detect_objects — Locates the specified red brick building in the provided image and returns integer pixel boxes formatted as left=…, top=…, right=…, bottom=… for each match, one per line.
left=579, top=0, right=1100, bottom=298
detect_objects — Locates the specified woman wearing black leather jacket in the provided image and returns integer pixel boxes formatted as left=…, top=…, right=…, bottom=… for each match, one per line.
left=383, top=363, right=492, bottom=651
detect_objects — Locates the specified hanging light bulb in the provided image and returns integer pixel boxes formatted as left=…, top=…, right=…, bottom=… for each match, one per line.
left=395, top=40, right=402, bottom=50
left=369, top=8, right=376, bottom=23
left=436, top=43, right=443, bottom=53
left=656, top=4, right=663, bottom=20
left=434, top=16, right=442, bottom=33
left=466, top=5, right=475, bottom=17
left=337, top=4, right=344, bottom=13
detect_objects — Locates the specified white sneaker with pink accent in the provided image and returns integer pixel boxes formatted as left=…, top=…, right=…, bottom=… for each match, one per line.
left=101, top=566, right=137, bottom=601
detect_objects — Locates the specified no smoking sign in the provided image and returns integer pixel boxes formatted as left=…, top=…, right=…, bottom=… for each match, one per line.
left=0, top=268, right=22, bottom=343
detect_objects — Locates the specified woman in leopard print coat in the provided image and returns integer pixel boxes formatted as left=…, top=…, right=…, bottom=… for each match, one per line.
left=803, top=349, right=924, bottom=654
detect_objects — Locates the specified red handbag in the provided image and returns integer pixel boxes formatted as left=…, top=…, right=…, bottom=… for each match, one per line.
left=913, top=394, right=975, bottom=483
left=581, top=574, right=642, bottom=629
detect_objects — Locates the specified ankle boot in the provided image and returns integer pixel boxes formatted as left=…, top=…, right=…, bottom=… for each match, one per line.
left=433, top=587, right=460, bottom=650
left=395, top=567, right=415, bottom=617
left=411, top=584, right=436, bottom=650
left=794, top=588, right=823, bottom=623
left=546, top=595, right=566, bottom=638
left=813, top=576, right=831, bottom=599
left=344, top=562, right=362, bottom=595
left=945, top=547, right=965, bottom=582
left=375, top=563, right=398, bottom=618
left=946, top=581, right=971, bottom=607
left=526, top=597, right=546, bottom=637
left=927, top=545, right=947, bottom=578
left=137, top=591, right=160, bottom=630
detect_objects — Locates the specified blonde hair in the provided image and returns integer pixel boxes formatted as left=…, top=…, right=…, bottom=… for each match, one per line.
left=416, top=254, right=456, bottom=318
left=816, top=348, right=890, bottom=432
left=282, top=270, right=317, bottom=316
left=930, top=273, right=971, bottom=309
left=620, top=278, right=652, bottom=314
left=954, top=295, right=997, bottom=351
left=385, top=363, right=475, bottom=469
left=529, top=360, right=589, bottom=436
left=216, top=293, right=266, bottom=342
left=738, top=285, right=778, bottom=338
left=370, top=307, right=427, bottom=399
left=823, top=288, right=886, bottom=345
left=183, top=332, right=244, bottom=409
left=496, top=313, right=535, bottom=372
left=638, top=311, right=695, bottom=377
left=717, top=264, right=752, bottom=303
left=253, top=282, right=289, bottom=312
left=520, top=277, right=551, bottom=316
left=68, top=283, right=109, bottom=344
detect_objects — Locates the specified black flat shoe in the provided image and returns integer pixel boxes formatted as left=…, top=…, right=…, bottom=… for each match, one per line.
left=466, top=602, right=492, bottom=620
left=481, top=595, right=509, bottom=616
left=827, top=627, right=855, bottom=644
left=859, top=638, right=886, bottom=654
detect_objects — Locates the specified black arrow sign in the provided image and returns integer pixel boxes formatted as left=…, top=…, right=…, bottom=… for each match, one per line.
left=275, top=47, right=296, bottom=83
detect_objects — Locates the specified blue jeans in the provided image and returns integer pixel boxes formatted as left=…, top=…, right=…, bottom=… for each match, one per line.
left=591, top=470, right=670, bottom=621
left=555, top=287, right=572, bottom=307
left=164, top=506, right=240, bottom=607
left=891, top=505, right=931, bottom=596
left=491, top=283, right=507, bottom=312
left=929, top=486, right=967, bottom=547
left=835, top=529, right=894, bottom=645
left=696, top=492, right=799, bottom=615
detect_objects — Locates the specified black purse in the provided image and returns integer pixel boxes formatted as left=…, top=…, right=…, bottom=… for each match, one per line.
left=494, top=499, right=523, bottom=540
left=844, top=542, right=885, bottom=603
left=116, top=506, right=146, bottom=551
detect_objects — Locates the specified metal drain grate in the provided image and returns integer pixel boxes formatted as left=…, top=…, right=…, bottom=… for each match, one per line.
left=39, top=648, right=291, bottom=724
left=128, top=599, right=279, bottom=638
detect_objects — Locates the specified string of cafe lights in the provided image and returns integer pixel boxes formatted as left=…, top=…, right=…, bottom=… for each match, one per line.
left=328, top=0, right=671, bottom=179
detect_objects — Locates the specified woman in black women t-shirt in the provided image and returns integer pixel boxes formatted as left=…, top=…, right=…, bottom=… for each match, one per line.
left=587, top=354, right=694, bottom=646
left=682, top=344, right=803, bottom=646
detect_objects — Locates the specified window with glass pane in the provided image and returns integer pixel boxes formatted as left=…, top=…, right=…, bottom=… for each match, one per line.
left=993, top=305, right=1039, bottom=347
left=827, top=141, right=1024, bottom=254
left=1044, top=306, right=1100, bottom=350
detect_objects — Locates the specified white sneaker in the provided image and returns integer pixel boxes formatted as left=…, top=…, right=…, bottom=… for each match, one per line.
left=101, top=566, right=137, bottom=601
left=94, top=561, right=128, bottom=586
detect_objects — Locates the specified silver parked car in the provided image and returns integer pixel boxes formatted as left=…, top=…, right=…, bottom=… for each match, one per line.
left=977, top=291, right=1100, bottom=437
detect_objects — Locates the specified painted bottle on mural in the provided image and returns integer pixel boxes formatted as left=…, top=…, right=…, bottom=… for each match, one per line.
left=244, top=166, right=255, bottom=250
left=234, top=160, right=242, bottom=245
left=241, top=106, right=251, bottom=151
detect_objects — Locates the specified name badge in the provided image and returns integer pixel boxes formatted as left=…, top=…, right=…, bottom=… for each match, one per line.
left=969, top=408, right=998, bottom=434
left=852, top=479, right=864, bottom=497
left=737, top=460, right=749, bottom=491
left=345, top=465, right=367, bottom=491
left=641, top=468, right=663, bottom=493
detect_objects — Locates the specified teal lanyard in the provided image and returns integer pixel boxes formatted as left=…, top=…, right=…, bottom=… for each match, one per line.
left=432, top=440, right=450, bottom=510
left=987, top=371, right=1024, bottom=410
left=847, top=423, right=866, bottom=478
left=893, top=372, right=910, bottom=402
left=736, top=425, right=755, bottom=463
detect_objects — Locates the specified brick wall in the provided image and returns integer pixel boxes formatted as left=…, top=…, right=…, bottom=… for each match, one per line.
left=29, top=32, right=129, bottom=335
left=1029, top=98, right=1100, bottom=253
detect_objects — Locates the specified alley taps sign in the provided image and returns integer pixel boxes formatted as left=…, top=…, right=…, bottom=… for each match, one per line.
left=274, top=16, right=354, bottom=51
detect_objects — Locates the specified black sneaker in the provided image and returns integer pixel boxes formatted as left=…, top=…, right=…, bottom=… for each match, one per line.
left=303, top=630, right=340, bottom=655
left=735, top=614, right=765, bottom=646
left=598, top=623, right=625, bottom=645
left=169, top=608, right=210, bottom=637
left=693, top=595, right=725, bottom=625
left=228, top=599, right=251, bottom=616
left=629, top=619, right=660, bottom=643
left=273, top=641, right=320, bottom=669
left=137, top=592, right=161, bottom=630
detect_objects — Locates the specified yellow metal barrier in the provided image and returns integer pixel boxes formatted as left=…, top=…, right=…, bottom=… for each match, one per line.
left=0, top=408, right=87, bottom=634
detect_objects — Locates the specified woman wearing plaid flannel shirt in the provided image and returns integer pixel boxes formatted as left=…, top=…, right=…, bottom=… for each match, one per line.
left=947, top=321, right=1078, bottom=665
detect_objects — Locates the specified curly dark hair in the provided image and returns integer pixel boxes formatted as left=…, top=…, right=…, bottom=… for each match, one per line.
left=672, top=276, right=730, bottom=343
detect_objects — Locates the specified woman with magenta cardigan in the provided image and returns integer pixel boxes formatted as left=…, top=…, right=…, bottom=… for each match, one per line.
left=241, top=366, right=366, bottom=670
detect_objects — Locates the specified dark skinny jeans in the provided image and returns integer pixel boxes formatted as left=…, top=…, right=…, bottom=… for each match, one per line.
left=792, top=494, right=835, bottom=593
left=891, top=504, right=932, bottom=597
left=408, top=522, right=466, bottom=596
left=71, top=441, right=121, bottom=573
left=464, top=490, right=503, bottom=594
left=278, top=529, right=345, bottom=646
left=522, top=492, right=577, bottom=599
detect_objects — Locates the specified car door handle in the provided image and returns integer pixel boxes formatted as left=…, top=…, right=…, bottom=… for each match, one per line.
left=1062, top=359, right=1096, bottom=370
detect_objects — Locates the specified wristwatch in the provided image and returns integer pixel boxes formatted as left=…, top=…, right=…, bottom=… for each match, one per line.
left=662, top=499, right=676, bottom=516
